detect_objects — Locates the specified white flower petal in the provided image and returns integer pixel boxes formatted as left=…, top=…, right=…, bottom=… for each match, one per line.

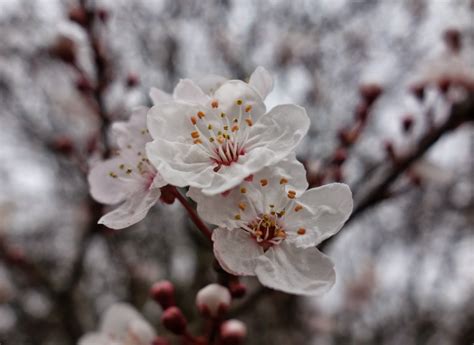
left=212, top=80, right=266, bottom=120
left=88, top=157, right=131, bottom=205
left=255, top=242, right=335, bottom=296
left=146, top=138, right=213, bottom=188
left=246, top=104, right=309, bottom=165
left=147, top=101, right=203, bottom=143
left=149, top=87, right=173, bottom=105
left=78, top=333, right=114, bottom=345
left=213, top=228, right=263, bottom=276
left=196, top=74, right=227, bottom=95
left=112, top=107, right=150, bottom=149
left=127, top=319, right=157, bottom=344
left=285, top=183, right=352, bottom=247
left=98, top=187, right=161, bottom=229
left=173, top=79, right=210, bottom=106
left=248, top=66, right=273, bottom=99
left=100, top=303, right=153, bottom=338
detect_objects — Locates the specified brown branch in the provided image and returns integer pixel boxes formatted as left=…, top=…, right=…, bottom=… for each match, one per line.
left=319, top=92, right=474, bottom=251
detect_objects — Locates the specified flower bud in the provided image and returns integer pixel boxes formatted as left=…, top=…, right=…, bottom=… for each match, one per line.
left=68, top=7, right=88, bottom=27
left=49, top=36, right=76, bottom=65
left=229, top=282, right=246, bottom=299
left=196, top=284, right=231, bottom=318
left=401, top=115, right=414, bottom=134
left=152, top=336, right=171, bottom=345
left=161, top=306, right=187, bottom=335
left=150, top=280, right=175, bottom=310
left=126, top=73, right=140, bottom=88
left=220, top=319, right=247, bottom=345
left=359, top=83, right=382, bottom=106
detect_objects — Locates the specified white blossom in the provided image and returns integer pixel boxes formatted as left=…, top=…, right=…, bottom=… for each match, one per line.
left=78, top=303, right=156, bottom=345
left=146, top=67, right=309, bottom=195
left=188, top=156, right=353, bottom=295
left=88, top=107, right=166, bottom=229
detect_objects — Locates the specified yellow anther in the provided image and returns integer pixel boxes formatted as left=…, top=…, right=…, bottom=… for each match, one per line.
left=211, top=100, right=219, bottom=108
left=217, top=136, right=225, bottom=144
left=191, top=116, right=197, bottom=125
left=109, top=172, right=117, bottom=178
left=245, top=118, right=253, bottom=126
left=270, top=211, right=276, bottom=215
left=277, top=230, right=287, bottom=238
left=223, top=125, right=229, bottom=131
left=240, top=187, right=247, bottom=194
left=236, top=99, right=243, bottom=105
left=193, top=139, right=202, bottom=144
left=197, top=111, right=205, bottom=119
left=245, top=105, right=252, bottom=112
left=231, top=125, right=239, bottom=132
left=126, top=169, right=132, bottom=175
left=287, top=190, right=296, bottom=199
left=297, top=228, right=306, bottom=235
left=269, top=204, right=275, bottom=208
left=280, top=178, right=288, bottom=185
left=294, top=204, right=303, bottom=212
left=260, top=179, right=268, bottom=187
left=234, top=214, right=241, bottom=220
left=277, top=210, right=285, bottom=218
left=209, top=137, right=215, bottom=142
left=191, top=131, right=200, bottom=139
left=119, top=164, right=125, bottom=170
left=255, top=230, right=263, bottom=237
left=233, top=118, right=239, bottom=123
left=208, top=124, right=213, bottom=130
left=238, top=202, right=246, bottom=211
left=220, top=112, right=226, bottom=118
left=137, top=152, right=142, bottom=156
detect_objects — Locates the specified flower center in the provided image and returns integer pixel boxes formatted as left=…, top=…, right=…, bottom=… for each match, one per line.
left=189, top=99, right=255, bottom=169
left=246, top=213, right=287, bottom=251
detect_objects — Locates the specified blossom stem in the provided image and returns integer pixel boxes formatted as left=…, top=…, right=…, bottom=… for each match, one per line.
left=171, top=187, right=213, bottom=241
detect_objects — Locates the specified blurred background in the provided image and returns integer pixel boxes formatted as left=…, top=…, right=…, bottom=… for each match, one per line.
left=0, top=0, right=473, bottom=344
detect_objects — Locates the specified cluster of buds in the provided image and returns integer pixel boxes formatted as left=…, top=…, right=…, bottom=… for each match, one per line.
left=150, top=281, right=246, bottom=344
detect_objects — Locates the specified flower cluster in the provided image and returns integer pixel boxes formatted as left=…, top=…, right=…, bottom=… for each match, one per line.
left=88, top=67, right=353, bottom=296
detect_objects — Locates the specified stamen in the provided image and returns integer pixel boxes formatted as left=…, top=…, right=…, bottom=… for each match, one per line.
left=245, top=118, right=253, bottom=126
left=126, top=169, right=132, bottom=175
left=245, top=105, right=252, bottom=112
left=231, top=124, right=239, bottom=132
left=191, top=116, right=197, bottom=125
left=294, top=204, right=303, bottom=212
left=239, top=202, right=246, bottom=211
left=197, top=111, right=205, bottom=119
left=297, top=228, right=306, bottom=235
left=236, top=99, right=243, bottom=105
left=109, top=172, right=117, bottom=178
left=119, top=164, right=125, bottom=170
left=280, top=178, right=288, bottom=185
left=193, top=139, right=202, bottom=144
left=260, top=179, right=268, bottom=187
left=240, top=187, right=247, bottom=194
left=191, top=131, right=200, bottom=139
left=211, top=100, right=219, bottom=108
left=287, top=190, right=296, bottom=199
left=234, top=214, right=241, bottom=220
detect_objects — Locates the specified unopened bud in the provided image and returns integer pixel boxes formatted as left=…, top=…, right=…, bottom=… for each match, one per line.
left=410, top=83, right=425, bottom=101
left=384, top=140, right=396, bottom=161
left=68, top=7, right=88, bottom=27
left=96, top=8, right=109, bottom=23
left=196, top=284, right=231, bottom=318
left=126, top=73, right=140, bottom=88
left=443, top=28, right=462, bottom=53
left=359, top=83, right=382, bottom=106
left=76, top=76, right=93, bottom=94
left=220, top=320, right=247, bottom=345
left=331, top=148, right=347, bottom=166
left=51, top=136, right=74, bottom=155
left=49, top=36, right=76, bottom=65
left=229, top=282, right=246, bottom=299
left=401, top=115, right=414, bottom=134
left=152, top=336, right=171, bottom=345
left=151, top=280, right=175, bottom=310
left=161, top=307, right=187, bottom=335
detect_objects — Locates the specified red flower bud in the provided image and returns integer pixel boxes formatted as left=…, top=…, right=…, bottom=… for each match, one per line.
left=159, top=185, right=176, bottom=205
left=196, top=284, right=231, bottom=318
left=126, top=73, right=140, bottom=88
left=359, top=83, right=382, bottom=106
left=151, top=280, right=175, bottom=310
left=220, top=320, right=247, bottom=345
left=229, top=282, right=247, bottom=299
left=49, top=36, right=76, bottom=65
left=161, top=307, right=187, bottom=335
